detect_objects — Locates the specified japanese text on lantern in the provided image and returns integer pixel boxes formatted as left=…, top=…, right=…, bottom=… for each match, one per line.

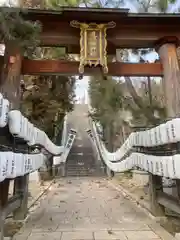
left=70, top=21, right=116, bottom=75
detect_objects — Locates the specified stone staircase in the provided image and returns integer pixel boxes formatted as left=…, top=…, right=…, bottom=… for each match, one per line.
left=65, top=104, right=105, bottom=177
left=66, top=145, right=104, bottom=177
left=66, top=155, right=97, bottom=177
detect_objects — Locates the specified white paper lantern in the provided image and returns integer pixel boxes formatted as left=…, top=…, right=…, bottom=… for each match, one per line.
left=167, top=156, right=175, bottom=179
left=16, top=114, right=25, bottom=139
left=157, top=124, right=163, bottom=145
left=25, top=119, right=32, bottom=142
left=141, top=132, right=145, bottom=147
left=173, top=154, right=180, bottom=179
left=31, top=154, right=37, bottom=171
left=53, top=156, right=62, bottom=165
left=159, top=124, right=168, bottom=145
left=151, top=128, right=156, bottom=146
left=14, top=153, right=24, bottom=177
left=28, top=127, right=37, bottom=146
left=0, top=94, right=4, bottom=123
left=0, top=99, right=9, bottom=127
left=27, top=122, right=34, bottom=143
left=171, top=118, right=180, bottom=143
left=162, top=156, right=169, bottom=178
left=8, top=110, right=22, bottom=135
left=35, top=128, right=45, bottom=146
left=6, top=151, right=15, bottom=178
left=0, top=152, right=7, bottom=182
left=21, top=118, right=29, bottom=141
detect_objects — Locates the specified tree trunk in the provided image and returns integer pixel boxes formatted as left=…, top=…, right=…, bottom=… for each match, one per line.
left=124, top=76, right=158, bottom=124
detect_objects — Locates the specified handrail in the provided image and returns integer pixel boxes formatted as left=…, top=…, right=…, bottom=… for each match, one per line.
left=0, top=94, right=73, bottom=182
left=8, top=110, right=65, bottom=155
left=0, top=152, right=45, bottom=182
left=90, top=117, right=180, bottom=179
left=88, top=109, right=180, bottom=162
left=53, top=129, right=76, bottom=165
left=61, top=115, right=68, bottom=146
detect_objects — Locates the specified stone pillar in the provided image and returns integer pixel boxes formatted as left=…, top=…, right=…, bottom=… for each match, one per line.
left=29, top=171, right=41, bottom=182
left=60, top=163, right=66, bottom=177
left=53, top=163, right=66, bottom=178
left=106, top=166, right=114, bottom=178
left=132, top=170, right=149, bottom=186
left=156, top=37, right=180, bottom=118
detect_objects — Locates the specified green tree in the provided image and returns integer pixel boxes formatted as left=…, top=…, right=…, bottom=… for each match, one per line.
left=19, top=0, right=77, bottom=141
left=22, top=74, right=75, bottom=139
left=89, top=76, right=125, bottom=151
left=88, top=0, right=180, bottom=148
left=0, top=7, right=41, bottom=109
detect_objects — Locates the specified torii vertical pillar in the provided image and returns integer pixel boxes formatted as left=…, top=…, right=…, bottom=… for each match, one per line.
left=0, top=42, right=29, bottom=221
left=0, top=42, right=24, bottom=240
left=0, top=42, right=23, bottom=209
left=156, top=37, right=180, bottom=118
left=156, top=36, right=180, bottom=211
left=0, top=42, right=23, bottom=109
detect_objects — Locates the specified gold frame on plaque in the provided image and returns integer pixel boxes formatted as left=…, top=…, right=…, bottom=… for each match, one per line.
left=70, top=21, right=116, bottom=74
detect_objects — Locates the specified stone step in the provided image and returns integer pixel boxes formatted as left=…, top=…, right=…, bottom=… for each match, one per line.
left=67, top=154, right=94, bottom=158
left=67, top=166, right=95, bottom=170
left=66, top=165, right=105, bottom=171
left=70, top=147, right=93, bottom=153
left=67, top=173, right=95, bottom=176
left=66, top=169, right=94, bottom=173
left=66, top=168, right=96, bottom=172
left=66, top=162, right=95, bottom=166
left=66, top=171, right=106, bottom=177
left=66, top=172, right=95, bottom=177
left=67, top=163, right=95, bottom=166
left=66, top=162, right=96, bottom=165
left=66, top=170, right=103, bottom=176
left=67, top=157, right=94, bottom=160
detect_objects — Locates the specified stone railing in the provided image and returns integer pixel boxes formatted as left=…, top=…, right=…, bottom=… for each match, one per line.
left=61, top=115, right=68, bottom=146
left=53, top=129, right=76, bottom=165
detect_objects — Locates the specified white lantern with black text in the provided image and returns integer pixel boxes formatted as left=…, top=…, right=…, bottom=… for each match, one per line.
left=0, top=98, right=9, bottom=127
left=0, top=152, right=7, bottom=182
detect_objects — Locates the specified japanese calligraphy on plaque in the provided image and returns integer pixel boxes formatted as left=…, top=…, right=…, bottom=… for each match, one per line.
left=70, top=21, right=116, bottom=74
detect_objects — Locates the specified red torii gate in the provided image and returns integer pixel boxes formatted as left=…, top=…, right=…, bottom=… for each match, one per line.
left=14, top=7, right=180, bottom=118
left=21, top=60, right=163, bottom=76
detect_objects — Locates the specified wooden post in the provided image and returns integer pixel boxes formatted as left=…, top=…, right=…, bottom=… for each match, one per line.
left=157, top=36, right=180, bottom=202
left=149, top=174, right=165, bottom=216
left=0, top=179, right=10, bottom=240
left=13, top=143, right=29, bottom=220
left=0, top=179, right=10, bottom=209
left=13, top=175, right=29, bottom=220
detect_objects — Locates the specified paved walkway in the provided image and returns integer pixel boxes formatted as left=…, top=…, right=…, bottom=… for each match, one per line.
left=14, top=177, right=174, bottom=240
